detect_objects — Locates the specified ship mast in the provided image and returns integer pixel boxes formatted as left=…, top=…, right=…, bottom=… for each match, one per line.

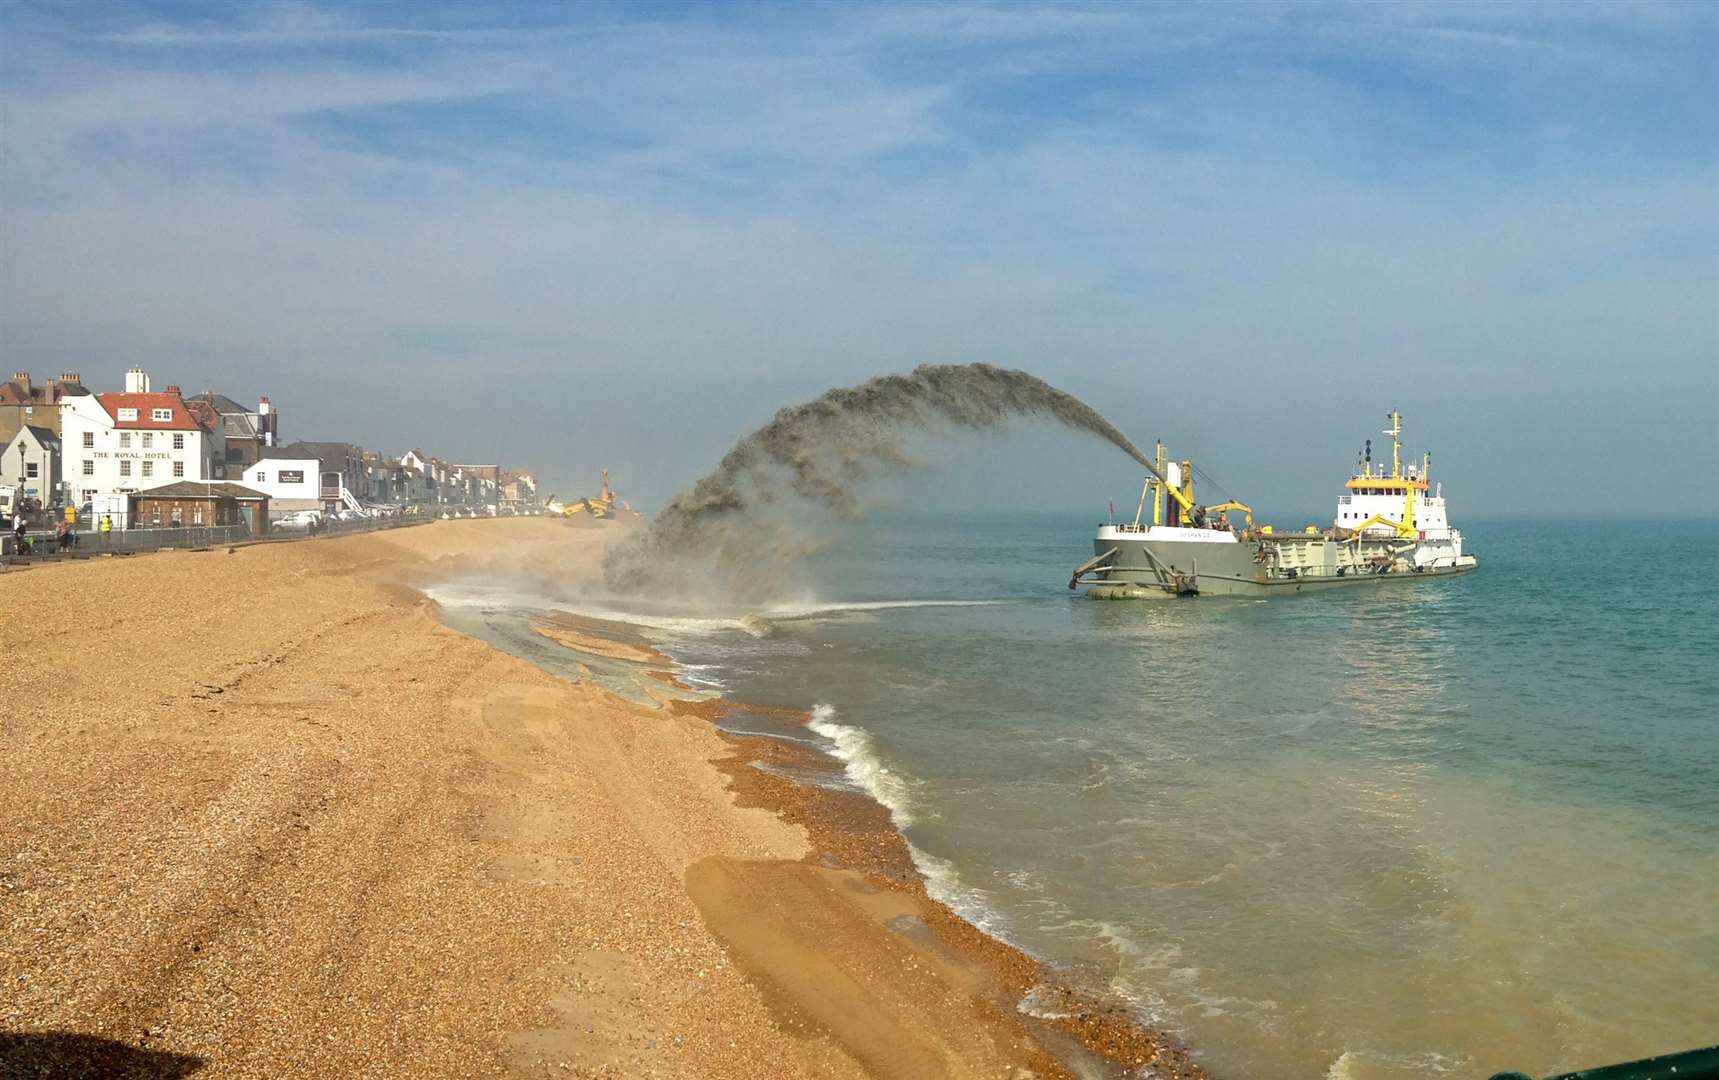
left=1385, top=410, right=1402, bottom=480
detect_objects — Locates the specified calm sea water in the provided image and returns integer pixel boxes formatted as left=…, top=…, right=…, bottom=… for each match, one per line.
left=447, top=515, right=1719, bottom=1078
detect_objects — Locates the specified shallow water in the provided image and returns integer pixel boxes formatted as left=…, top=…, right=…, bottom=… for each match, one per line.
left=449, top=514, right=1719, bottom=1078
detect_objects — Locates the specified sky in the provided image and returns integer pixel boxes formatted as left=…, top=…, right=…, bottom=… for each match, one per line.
left=2, top=0, right=1715, bottom=519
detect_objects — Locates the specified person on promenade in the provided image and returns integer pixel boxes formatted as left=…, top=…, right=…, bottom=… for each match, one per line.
left=55, top=520, right=70, bottom=553
left=100, top=515, right=112, bottom=544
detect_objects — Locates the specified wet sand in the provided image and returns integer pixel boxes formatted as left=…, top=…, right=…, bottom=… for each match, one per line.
left=0, top=517, right=1205, bottom=1079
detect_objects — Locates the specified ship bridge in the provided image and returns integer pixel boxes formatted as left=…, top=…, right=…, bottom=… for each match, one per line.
left=1335, top=411, right=1453, bottom=539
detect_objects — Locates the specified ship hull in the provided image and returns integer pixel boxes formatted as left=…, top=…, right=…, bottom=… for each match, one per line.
left=1084, top=534, right=1478, bottom=598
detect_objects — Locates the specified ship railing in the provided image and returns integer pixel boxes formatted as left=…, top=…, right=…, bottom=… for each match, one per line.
left=1490, top=1044, right=1718, bottom=1080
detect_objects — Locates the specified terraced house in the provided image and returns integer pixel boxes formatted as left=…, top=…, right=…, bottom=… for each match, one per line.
left=0, top=371, right=88, bottom=444
left=186, top=391, right=281, bottom=472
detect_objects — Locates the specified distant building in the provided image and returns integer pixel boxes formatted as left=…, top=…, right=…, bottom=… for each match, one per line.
left=60, top=369, right=225, bottom=526
left=361, top=450, right=415, bottom=504
left=187, top=392, right=280, bottom=473
left=0, top=425, right=63, bottom=506
left=275, top=440, right=365, bottom=505
left=500, top=470, right=539, bottom=507
left=244, top=455, right=357, bottom=514
left=397, top=462, right=428, bottom=504
left=0, top=372, right=89, bottom=444
left=449, top=463, right=502, bottom=508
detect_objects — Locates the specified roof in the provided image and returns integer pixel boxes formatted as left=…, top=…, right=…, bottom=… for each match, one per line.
left=132, top=480, right=270, bottom=501
left=451, top=464, right=502, bottom=481
left=218, top=413, right=259, bottom=439
left=278, top=440, right=359, bottom=460
left=188, top=392, right=252, bottom=415
left=8, top=425, right=60, bottom=450
left=96, top=392, right=208, bottom=432
left=185, top=398, right=220, bottom=434
left=1, top=379, right=88, bottom=406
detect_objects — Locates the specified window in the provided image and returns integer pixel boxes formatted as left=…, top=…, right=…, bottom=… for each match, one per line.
left=173, top=433, right=185, bottom=450
left=119, top=432, right=131, bottom=448
left=142, top=461, right=154, bottom=478
left=117, top=408, right=138, bottom=422
left=151, top=408, right=173, bottom=422
left=119, top=460, right=131, bottom=477
left=142, top=432, right=153, bottom=449
left=26, top=463, right=38, bottom=479
left=82, top=431, right=94, bottom=448
left=225, top=447, right=244, bottom=462
left=82, top=460, right=94, bottom=477
left=173, top=461, right=184, bottom=478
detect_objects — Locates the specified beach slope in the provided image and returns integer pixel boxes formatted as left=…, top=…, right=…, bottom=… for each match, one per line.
left=0, top=519, right=1168, bottom=1078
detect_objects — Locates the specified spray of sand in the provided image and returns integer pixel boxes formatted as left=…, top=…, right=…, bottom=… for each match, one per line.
left=602, top=363, right=1149, bottom=602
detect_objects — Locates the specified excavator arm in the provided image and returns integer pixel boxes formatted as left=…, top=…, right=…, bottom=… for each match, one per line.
left=1204, top=500, right=1253, bottom=529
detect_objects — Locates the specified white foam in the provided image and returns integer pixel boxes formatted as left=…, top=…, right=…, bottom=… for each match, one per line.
left=766, top=599, right=1008, bottom=618
left=906, top=841, right=1010, bottom=938
left=807, top=703, right=916, bottom=828
left=1016, top=984, right=1074, bottom=1021
left=426, top=583, right=1006, bottom=638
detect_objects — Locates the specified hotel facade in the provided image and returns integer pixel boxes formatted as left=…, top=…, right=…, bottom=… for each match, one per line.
left=59, top=368, right=225, bottom=525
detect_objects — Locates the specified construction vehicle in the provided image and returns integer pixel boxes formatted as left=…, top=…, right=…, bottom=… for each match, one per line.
left=562, top=470, right=618, bottom=519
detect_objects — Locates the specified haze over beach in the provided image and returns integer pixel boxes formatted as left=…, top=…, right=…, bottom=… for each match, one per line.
left=4, top=5, right=1719, bottom=1080
left=3, top=1, right=1715, bottom=518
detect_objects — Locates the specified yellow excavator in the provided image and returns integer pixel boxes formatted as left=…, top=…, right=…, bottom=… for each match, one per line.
left=562, top=469, right=618, bottom=519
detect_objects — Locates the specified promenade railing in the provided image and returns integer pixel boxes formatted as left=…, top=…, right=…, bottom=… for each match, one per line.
left=1, top=512, right=435, bottom=560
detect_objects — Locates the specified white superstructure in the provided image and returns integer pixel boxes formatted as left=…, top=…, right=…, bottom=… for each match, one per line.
left=1332, top=412, right=1467, bottom=570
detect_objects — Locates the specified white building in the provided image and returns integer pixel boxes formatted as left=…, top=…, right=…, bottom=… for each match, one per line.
left=239, top=458, right=324, bottom=519
left=0, top=425, right=63, bottom=507
left=59, top=368, right=225, bottom=527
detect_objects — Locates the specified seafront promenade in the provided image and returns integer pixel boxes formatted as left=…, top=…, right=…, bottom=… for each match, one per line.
left=0, top=517, right=1194, bottom=1079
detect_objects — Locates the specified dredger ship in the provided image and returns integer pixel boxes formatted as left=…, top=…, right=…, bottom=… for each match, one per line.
left=1070, top=411, right=1477, bottom=598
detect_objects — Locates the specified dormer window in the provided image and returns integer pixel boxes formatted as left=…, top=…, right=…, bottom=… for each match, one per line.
left=151, top=408, right=173, bottom=422
left=117, top=408, right=138, bottom=422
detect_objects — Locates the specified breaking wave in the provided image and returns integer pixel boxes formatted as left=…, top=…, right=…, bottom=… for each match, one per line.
left=807, top=703, right=917, bottom=828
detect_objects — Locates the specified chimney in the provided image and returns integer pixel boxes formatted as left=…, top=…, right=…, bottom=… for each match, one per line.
left=12, top=372, right=29, bottom=397
left=124, top=368, right=151, bottom=394
left=57, top=373, right=81, bottom=387
left=165, top=384, right=181, bottom=395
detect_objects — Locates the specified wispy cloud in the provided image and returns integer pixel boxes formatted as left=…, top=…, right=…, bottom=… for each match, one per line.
left=1, top=0, right=1713, bottom=510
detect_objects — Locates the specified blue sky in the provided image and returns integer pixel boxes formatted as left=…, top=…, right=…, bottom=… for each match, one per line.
left=2, top=1, right=1715, bottom=517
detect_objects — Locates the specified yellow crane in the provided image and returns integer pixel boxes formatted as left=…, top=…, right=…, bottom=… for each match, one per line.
left=1203, top=500, right=1254, bottom=530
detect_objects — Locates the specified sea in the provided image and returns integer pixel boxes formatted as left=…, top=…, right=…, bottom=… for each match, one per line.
left=437, top=514, right=1719, bottom=1079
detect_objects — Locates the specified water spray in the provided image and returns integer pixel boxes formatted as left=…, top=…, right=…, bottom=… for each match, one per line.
left=602, top=363, right=1149, bottom=600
